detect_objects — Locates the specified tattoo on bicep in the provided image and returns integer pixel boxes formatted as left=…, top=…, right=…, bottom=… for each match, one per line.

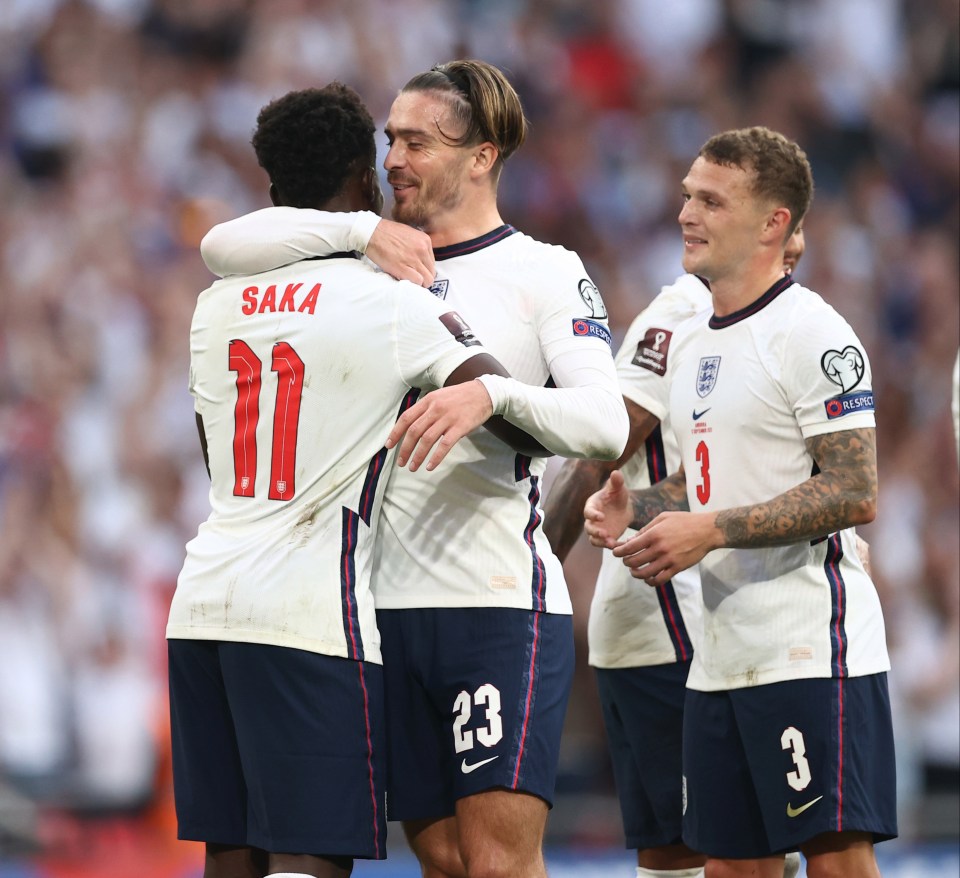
left=714, top=428, right=877, bottom=547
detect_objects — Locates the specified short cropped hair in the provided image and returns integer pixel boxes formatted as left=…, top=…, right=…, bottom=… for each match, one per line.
left=252, top=82, right=376, bottom=208
left=401, top=59, right=527, bottom=176
left=699, top=126, right=814, bottom=235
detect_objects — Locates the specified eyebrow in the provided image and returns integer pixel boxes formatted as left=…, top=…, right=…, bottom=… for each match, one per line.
left=384, top=124, right=436, bottom=141
left=682, top=180, right=724, bottom=202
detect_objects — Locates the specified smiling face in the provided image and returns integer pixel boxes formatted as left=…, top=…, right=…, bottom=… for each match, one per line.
left=678, top=156, right=775, bottom=283
left=383, top=90, right=476, bottom=231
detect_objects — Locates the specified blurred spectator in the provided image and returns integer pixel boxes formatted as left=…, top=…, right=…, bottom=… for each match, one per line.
left=0, top=0, right=956, bottom=859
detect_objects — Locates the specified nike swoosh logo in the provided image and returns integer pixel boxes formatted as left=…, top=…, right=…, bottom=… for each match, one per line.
left=786, top=795, right=823, bottom=817
left=460, top=755, right=499, bottom=774
left=692, top=408, right=711, bottom=420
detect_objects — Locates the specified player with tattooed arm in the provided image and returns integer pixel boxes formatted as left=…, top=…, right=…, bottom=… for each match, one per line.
left=585, top=127, right=896, bottom=878
left=543, top=227, right=806, bottom=878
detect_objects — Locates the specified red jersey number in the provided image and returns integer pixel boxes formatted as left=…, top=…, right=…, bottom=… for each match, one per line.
left=695, top=440, right=711, bottom=505
left=228, top=340, right=305, bottom=500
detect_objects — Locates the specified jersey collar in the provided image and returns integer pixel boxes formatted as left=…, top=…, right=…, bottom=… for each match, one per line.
left=433, top=225, right=516, bottom=261
left=708, top=275, right=796, bottom=329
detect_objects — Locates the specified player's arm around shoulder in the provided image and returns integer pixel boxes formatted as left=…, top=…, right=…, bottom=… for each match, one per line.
left=199, top=208, right=434, bottom=285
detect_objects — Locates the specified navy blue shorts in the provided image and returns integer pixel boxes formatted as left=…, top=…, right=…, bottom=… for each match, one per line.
left=682, top=673, right=897, bottom=858
left=376, top=607, right=574, bottom=822
left=167, top=639, right=387, bottom=859
left=595, top=660, right=690, bottom=850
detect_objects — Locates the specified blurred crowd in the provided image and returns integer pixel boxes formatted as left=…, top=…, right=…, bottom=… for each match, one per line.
left=0, top=0, right=957, bottom=859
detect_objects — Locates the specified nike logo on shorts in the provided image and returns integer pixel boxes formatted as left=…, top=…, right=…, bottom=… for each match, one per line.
left=460, top=755, right=499, bottom=774
left=786, top=795, right=823, bottom=817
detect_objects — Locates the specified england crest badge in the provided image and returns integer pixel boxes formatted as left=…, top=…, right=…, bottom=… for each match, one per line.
left=696, top=356, right=720, bottom=398
left=429, top=278, right=450, bottom=300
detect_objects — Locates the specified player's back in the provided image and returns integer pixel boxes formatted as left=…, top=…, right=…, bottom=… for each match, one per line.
left=167, top=255, right=476, bottom=663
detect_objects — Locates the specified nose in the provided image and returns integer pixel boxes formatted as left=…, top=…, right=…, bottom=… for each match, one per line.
left=678, top=200, right=693, bottom=225
left=384, top=141, right=403, bottom=171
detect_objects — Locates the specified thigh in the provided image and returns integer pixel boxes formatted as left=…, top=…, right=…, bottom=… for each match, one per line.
left=168, top=639, right=248, bottom=845
left=402, top=816, right=465, bottom=878
left=733, top=674, right=897, bottom=853
left=456, top=788, right=548, bottom=876
left=220, top=642, right=387, bottom=859
left=595, top=662, right=689, bottom=850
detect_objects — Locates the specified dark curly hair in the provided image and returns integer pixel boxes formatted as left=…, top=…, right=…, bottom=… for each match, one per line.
left=252, top=82, right=376, bottom=208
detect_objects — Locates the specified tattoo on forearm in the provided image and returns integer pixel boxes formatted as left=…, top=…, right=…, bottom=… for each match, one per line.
left=715, top=428, right=877, bottom=548
left=629, top=471, right=689, bottom=529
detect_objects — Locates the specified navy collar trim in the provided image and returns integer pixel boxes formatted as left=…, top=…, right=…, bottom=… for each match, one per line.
left=434, top=225, right=516, bottom=261
left=709, top=275, right=795, bottom=328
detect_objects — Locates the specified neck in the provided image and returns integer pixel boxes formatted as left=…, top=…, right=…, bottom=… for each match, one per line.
left=709, top=263, right=788, bottom=318
left=423, top=197, right=504, bottom=249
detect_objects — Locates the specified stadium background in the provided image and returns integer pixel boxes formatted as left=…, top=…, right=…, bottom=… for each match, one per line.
left=0, top=1, right=956, bottom=875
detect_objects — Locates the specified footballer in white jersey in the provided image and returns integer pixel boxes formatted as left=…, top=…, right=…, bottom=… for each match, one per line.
left=198, top=209, right=628, bottom=823
left=200, top=214, right=627, bottom=615
left=195, top=62, right=631, bottom=870
left=377, top=226, right=619, bottom=613
left=587, top=273, right=708, bottom=669
left=664, top=276, right=890, bottom=691
left=166, top=253, right=484, bottom=663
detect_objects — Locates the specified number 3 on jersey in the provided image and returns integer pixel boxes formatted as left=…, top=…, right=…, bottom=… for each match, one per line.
left=229, top=339, right=305, bottom=500
left=695, top=440, right=711, bottom=505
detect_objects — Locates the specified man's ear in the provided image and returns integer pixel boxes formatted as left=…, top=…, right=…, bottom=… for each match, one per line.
left=761, top=206, right=792, bottom=244
left=363, top=166, right=384, bottom=214
left=269, top=182, right=282, bottom=207
left=470, top=142, right=500, bottom=179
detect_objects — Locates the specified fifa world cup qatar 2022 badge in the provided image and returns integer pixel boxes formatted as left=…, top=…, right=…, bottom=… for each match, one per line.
left=633, top=328, right=673, bottom=376
left=439, top=311, right=482, bottom=347
left=821, top=345, right=874, bottom=420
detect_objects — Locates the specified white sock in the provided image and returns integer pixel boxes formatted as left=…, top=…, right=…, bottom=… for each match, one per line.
left=636, top=867, right=704, bottom=878
left=267, top=873, right=316, bottom=878
left=783, top=852, right=802, bottom=878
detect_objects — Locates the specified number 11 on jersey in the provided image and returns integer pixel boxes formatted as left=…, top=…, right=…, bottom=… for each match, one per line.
left=229, top=339, right=305, bottom=500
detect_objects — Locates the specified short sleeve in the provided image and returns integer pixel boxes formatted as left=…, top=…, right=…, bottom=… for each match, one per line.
left=392, top=283, right=482, bottom=390
left=614, top=275, right=710, bottom=422
left=534, top=249, right=616, bottom=362
left=785, top=308, right=876, bottom=438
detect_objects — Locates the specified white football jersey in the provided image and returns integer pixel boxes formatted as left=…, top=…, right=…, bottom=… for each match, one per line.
left=588, top=274, right=710, bottom=669
left=373, top=227, right=615, bottom=612
left=166, top=255, right=482, bottom=663
left=665, top=277, right=890, bottom=690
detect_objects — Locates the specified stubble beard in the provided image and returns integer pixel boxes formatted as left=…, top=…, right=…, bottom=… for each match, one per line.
left=391, top=166, right=465, bottom=230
